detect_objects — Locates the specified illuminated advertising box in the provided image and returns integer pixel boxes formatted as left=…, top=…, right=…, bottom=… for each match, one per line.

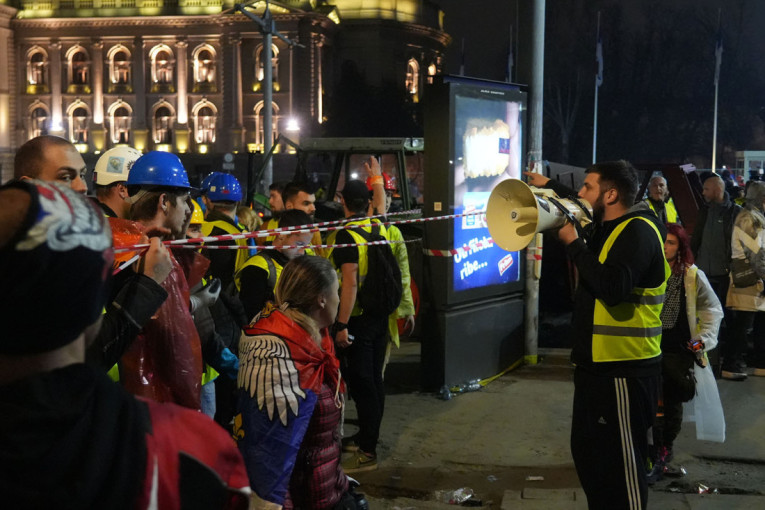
left=425, top=76, right=527, bottom=307
left=452, top=92, right=523, bottom=292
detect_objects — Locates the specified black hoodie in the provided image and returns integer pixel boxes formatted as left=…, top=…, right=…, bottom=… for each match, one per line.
left=0, top=364, right=147, bottom=509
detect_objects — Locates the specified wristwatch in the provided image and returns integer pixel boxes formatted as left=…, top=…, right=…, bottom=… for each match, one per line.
left=334, top=321, right=348, bottom=332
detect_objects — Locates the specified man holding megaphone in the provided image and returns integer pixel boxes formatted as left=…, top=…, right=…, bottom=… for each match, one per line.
left=525, top=161, right=669, bottom=510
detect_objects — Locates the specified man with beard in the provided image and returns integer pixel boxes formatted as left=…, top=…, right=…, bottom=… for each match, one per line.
left=282, top=181, right=324, bottom=256
left=526, top=161, right=669, bottom=510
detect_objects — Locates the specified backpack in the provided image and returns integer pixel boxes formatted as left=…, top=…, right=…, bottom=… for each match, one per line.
left=352, top=225, right=403, bottom=316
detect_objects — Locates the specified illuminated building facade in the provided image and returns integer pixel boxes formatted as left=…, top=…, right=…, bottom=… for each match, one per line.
left=0, top=0, right=449, bottom=182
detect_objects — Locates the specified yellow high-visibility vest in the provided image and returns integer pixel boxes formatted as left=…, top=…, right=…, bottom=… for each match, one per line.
left=592, top=216, right=671, bottom=362
left=326, top=218, right=388, bottom=317
left=201, top=219, right=249, bottom=274
left=647, top=198, right=679, bottom=224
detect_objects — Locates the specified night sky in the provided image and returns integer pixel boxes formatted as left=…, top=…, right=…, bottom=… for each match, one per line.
left=435, top=0, right=765, bottom=170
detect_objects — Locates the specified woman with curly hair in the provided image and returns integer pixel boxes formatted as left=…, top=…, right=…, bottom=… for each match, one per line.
left=647, top=223, right=723, bottom=483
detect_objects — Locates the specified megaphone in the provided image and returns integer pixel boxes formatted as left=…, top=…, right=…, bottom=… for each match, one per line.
left=487, top=179, right=592, bottom=251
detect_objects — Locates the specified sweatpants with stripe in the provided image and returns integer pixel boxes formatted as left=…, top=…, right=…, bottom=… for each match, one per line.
left=571, top=368, right=659, bottom=510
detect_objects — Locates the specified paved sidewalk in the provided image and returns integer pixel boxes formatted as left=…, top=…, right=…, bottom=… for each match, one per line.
left=349, top=344, right=765, bottom=509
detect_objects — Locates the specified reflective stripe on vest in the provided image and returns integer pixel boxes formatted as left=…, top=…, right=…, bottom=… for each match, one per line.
left=326, top=218, right=387, bottom=317
left=201, top=219, right=250, bottom=274
left=592, top=216, right=670, bottom=362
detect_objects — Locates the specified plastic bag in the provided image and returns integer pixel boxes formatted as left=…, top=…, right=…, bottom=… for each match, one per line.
left=109, top=218, right=147, bottom=267
left=683, top=362, right=725, bottom=442
left=119, top=250, right=209, bottom=410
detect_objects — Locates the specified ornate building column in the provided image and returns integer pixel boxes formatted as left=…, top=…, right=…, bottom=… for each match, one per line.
left=227, top=35, right=244, bottom=152
left=133, top=36, right=148, bottom=151
left=0, top=4, right=16, bottom=183
left=316, top=37, right=323, bottom=125
left=174, top=38, right=189, bottom=152
left=49, top=39, right=65, bottom=138
left=91, top=39, right=106, bottom=152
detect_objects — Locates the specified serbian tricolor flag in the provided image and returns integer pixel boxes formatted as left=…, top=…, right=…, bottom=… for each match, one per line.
left=233, top=304, right=343, bottom=507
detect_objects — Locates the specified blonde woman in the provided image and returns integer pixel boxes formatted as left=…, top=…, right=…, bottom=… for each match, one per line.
left=234, top=256, right=366, bottom=509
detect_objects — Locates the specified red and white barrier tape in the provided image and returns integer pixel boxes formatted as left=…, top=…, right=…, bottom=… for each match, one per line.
left=177, top=239, right=420, bottom=250
left=113, top=210, right=486, bottom=253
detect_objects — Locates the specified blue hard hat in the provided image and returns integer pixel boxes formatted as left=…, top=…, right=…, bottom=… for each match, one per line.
left=127, top=151, right=192, bottom=190
left=200, top=172, right=218, bottom=193
left=206, top=172, right=242, bottom=202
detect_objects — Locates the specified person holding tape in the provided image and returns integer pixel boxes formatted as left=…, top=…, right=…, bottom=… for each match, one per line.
left=526, top=161, right=668, bottom=510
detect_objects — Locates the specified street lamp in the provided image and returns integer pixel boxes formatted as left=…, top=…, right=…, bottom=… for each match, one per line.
left=234, top=1, right=304, bottom=189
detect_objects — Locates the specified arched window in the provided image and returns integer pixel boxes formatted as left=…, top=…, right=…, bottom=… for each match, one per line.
left=29, top=103, right=49, bottom=138
left=108, top=46, right=132, bottom=85
left=192, top=100, right=217, bottom=144
left=406, top=58, right=419, bottom=101
left=27, top=48, right=48, bottom=87
left=108, top=101, right=132, bottom=144
left=150, top=45, right=175, bottom=85
left=254, top=100, right=279, bottom=151
left=152, top=102, right=175, bottom=144
left=67, top=102, right=90, bottom=144
left=193, top=44, right=216, bottom=84
left=67, top=46, right=90, bottom=86
left=255, top=44, right=279, bottom=84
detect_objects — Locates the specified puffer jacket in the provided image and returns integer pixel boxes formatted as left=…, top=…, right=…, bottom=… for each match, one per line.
left=726, top=206, right=765, bottom=311
left=285, top=383, right=348, bottom=509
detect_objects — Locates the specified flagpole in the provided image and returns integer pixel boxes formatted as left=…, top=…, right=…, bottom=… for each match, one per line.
left=712, top=79, right=719, bottom=173
left=507, top=25, right=514, bottom=82
left=712, top=9, right=722, bottom=173
left=460, top=38, right=465, bottom=76
left=592, top=12, right=601, bottom=164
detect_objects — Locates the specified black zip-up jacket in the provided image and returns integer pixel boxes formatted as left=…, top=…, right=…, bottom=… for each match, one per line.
left=690, top=193, right=741, bottom=267
left=547, top=180, right=666, bottom=377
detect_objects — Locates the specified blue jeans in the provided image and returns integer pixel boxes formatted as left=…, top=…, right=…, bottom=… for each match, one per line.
left=201, top=380, right=217, bottom=418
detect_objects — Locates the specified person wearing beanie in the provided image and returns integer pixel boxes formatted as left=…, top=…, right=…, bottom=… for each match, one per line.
left=725, top=180, right=765, bottom=380
left=0, top=180, right=252, bottom=509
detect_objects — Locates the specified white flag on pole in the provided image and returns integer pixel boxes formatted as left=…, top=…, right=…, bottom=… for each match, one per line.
left=595, top=34, right=603, bottom=87
left=714, top=22, right=723, bottom=86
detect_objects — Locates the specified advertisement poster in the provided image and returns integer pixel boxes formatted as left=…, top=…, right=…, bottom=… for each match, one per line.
left=452, top=93, right=523, bottom=292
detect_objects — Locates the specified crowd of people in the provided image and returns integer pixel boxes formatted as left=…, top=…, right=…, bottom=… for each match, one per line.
left=1, top=135, right=416, bottom=509
left=4, top=134, right=758, bottom=510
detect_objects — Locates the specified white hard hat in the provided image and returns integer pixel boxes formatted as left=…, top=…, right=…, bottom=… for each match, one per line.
left=93, top=146, right=143, bottom=186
